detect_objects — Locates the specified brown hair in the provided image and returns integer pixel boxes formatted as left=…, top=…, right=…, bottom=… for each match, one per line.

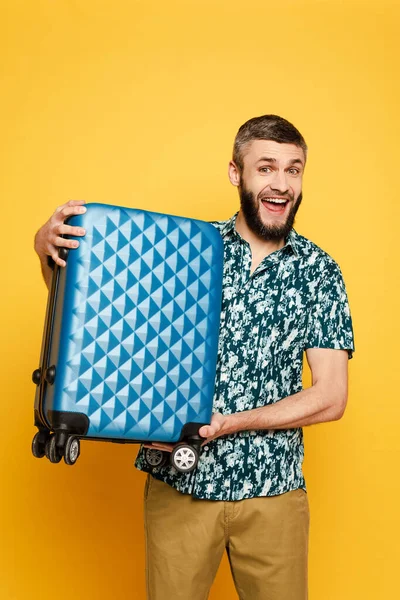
left=233, top=114, right=308, bottom=172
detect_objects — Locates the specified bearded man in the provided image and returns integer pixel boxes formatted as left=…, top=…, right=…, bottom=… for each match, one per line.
left=136, top=114, right=355, bottom=600
left=34, top=114, right=355, bottom=600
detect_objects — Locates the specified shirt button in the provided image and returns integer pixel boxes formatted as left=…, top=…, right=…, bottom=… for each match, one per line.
left=204, top=446, right=209, bottom=451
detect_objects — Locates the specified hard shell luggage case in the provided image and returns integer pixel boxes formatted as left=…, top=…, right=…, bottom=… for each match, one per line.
left=32, top=203, right=224, bottom=472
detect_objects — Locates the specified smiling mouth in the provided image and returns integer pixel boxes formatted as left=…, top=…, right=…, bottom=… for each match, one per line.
left=260, top=197, right=290, bottom=213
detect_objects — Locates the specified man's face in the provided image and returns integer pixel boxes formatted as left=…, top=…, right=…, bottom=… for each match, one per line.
left=236, top=139, right=305, bottom=242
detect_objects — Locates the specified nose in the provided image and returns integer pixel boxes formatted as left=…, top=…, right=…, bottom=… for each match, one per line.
left=269, top=169, right=290, bottom=195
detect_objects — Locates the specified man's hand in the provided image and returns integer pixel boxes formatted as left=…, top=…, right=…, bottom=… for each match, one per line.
left=34, top=199, right=87, bottom=268
left=143, top=412, right=232, bottom=453
left=198, top=412, right=232, bottom=444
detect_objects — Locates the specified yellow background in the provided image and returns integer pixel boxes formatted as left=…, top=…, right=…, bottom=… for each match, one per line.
left=0, top=1, right=398, bottom=598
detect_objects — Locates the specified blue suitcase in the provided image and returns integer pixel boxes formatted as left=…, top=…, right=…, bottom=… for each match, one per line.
left=32, top=203, right=224, bottom=472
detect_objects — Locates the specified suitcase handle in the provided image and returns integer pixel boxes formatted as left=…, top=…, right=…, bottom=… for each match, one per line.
left=35, top=245, right=68, bottom=428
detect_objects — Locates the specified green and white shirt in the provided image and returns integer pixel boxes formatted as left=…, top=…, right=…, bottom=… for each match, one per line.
left=135, top=211, right=355, bottom=500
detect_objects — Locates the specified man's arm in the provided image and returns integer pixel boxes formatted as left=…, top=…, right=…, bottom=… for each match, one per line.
left=223, top=347, right=349, bottom=434
left=145, top=347, right=350, bottom=451
left=222, top=260, right=355, bottom=434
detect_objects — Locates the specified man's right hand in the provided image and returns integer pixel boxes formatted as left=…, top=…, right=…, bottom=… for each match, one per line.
left=34, top=199, right=87, bottom=268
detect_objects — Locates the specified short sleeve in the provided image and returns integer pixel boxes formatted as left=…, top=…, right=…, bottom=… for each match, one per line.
left=304, top=262, right=355, bottom=359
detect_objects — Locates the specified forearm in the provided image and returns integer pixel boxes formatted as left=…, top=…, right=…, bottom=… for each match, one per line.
left=270, top=403, right=341, bottom=428
left=225, top=384, right=344, bottom=433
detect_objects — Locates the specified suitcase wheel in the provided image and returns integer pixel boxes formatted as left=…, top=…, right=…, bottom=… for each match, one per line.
left=46, top=435, right=63, bottom=464
left=31, top=431, right=49, bottom=459
left=64, top=437, right=80, bottom=466
left=144, top=448, right=168, bottom=469
left=171, top=444, right=199, bottom=473
left=44, top=437, right=51, bottom=460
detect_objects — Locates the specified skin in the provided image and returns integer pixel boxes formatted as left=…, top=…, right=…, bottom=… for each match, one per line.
left=34, top=199, right=87, bottom=290
left=34, top=142, right=349, bottom=453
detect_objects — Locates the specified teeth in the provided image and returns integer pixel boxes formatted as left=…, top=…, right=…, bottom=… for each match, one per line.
left=263, top=198, right=287, bottom=204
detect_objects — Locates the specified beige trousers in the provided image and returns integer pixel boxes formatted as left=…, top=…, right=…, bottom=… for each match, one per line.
left=143, top=474, right=309, bottom=600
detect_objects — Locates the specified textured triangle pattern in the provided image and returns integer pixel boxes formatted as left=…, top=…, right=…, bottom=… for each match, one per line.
left=45, top=204, right=223, bottom=442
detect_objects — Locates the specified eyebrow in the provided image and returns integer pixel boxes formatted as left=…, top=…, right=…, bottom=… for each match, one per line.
left=256, top=157, right=304, bottom=167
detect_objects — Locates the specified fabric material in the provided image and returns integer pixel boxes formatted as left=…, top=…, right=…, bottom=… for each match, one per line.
left=144, top=474, right=309, bottom=600
left=135, top=212, right=355, bottom=500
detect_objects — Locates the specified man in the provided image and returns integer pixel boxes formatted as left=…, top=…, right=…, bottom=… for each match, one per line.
left=34, top=114, right=355, bottom=600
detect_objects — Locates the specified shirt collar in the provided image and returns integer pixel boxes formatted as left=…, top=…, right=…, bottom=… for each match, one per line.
left=220, top=211, right=300, bottom=258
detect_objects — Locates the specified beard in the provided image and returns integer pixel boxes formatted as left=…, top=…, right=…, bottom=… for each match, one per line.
left=239, top=182, right=303, bottom=243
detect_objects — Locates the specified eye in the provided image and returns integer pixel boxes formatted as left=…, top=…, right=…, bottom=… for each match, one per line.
left=259, top=167, right=272, bottom=173
left=288, top=168, right=300, bottom=175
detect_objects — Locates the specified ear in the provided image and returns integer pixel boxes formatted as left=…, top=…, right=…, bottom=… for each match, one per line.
left=228, top=160, right=241, bottom=187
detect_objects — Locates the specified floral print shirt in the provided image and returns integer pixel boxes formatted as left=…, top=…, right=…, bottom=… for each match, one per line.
left=135, top=211, right=355, bottom=500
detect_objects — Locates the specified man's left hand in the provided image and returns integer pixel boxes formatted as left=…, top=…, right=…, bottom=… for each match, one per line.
left=143, top=412, right=233, bottom=453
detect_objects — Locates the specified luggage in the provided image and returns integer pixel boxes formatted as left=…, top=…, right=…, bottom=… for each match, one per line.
left=32, top=203, right=224, bottom=473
